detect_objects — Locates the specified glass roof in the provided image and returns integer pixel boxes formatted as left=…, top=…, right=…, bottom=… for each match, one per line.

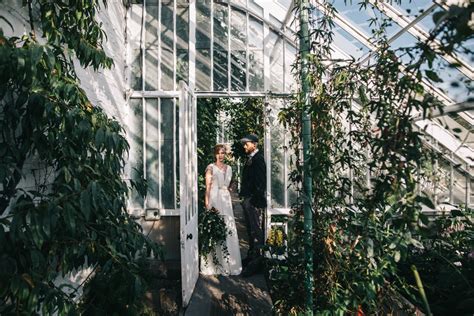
left=268, top=0, right=473, bottom=166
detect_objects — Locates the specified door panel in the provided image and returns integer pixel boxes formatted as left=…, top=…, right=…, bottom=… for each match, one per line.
left=179, top=81, right=199, bottom=307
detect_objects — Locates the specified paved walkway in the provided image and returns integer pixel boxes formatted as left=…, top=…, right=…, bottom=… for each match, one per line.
left=184, top=195, right=272, bottom=315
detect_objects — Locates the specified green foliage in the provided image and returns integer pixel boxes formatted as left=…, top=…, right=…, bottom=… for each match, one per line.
left=220, top=98, right=265, bottom=162
left=198, top=207, right=231, bottom=266
left=271, top=1, right=473, bottom=314
left=0, top=1, right=159, bottom=314
left=197, top=98, right=226, bottom=177
left=80, top=259, right=155, bottom=316
left=398, top=208, right=474, bottom=315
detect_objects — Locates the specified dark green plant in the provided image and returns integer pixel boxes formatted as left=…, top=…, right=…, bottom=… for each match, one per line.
left=0, top=1, right=159, bottom=314
left=398, top=208, right=474, bottom=315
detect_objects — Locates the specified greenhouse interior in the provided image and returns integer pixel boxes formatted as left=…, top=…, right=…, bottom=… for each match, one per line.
left=0, top=0, right=473, bottom=315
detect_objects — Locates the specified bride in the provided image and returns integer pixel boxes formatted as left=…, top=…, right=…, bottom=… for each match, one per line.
left=200, top=144, right=242, bottom=275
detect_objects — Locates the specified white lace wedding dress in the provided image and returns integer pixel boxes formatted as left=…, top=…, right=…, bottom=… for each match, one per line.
left=200, top=164, right=242, bottom=275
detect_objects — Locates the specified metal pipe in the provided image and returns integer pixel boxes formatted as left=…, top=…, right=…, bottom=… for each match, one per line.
left=299, top=0, right=313, bottom=313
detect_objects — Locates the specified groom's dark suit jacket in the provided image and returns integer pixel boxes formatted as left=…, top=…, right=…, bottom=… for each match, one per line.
left=240, top=150, right=267, bottom=208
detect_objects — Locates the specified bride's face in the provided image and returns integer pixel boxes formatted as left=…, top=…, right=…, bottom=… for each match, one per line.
left=215, top=148, right=225, bottom=163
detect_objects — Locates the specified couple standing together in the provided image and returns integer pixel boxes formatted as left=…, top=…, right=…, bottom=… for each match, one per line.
left=201, top=134, right=266, bottom=277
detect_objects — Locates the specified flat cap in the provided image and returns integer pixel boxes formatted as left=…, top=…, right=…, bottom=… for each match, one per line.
left=240, top=134, right=259, bottom=143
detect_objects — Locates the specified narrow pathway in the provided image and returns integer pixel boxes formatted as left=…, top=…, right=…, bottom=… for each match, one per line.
left=184, top=195, right=272, bottom=315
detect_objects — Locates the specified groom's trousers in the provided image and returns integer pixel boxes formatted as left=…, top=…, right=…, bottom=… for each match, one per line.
left=241, top=197, right=264, bottom=258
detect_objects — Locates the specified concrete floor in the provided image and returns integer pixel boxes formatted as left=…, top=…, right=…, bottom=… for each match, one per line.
left=184, top=195, right=272, bottom=315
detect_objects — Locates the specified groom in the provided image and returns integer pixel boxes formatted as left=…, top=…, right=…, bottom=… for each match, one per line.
left=239, top=134, right=266, bottom=277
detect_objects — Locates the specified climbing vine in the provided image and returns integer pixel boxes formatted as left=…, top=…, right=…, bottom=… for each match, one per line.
left=0, top=1, right=159, bottom=314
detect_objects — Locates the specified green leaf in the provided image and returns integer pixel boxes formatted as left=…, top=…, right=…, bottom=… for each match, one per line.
left=80, top=190, right=91, bottom=220
left=410, top=238, right=424, bottom=249
left=415, top=195, right=435, bottom=209
left=63, top=167, right=71, bottom=183
left=394, top=250, right=401, bottom=263
left=425, top=70, right=443, bottom=83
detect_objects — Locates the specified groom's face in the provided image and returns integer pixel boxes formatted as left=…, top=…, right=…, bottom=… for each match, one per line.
left=243, top=141, right=256, bottom=154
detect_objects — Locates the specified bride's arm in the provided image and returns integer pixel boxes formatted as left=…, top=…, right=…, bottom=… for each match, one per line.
left=204, top=165, right=213, bottom=209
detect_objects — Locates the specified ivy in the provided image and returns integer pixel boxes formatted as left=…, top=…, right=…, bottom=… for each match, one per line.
left=0, top=1, right=159, bottom=315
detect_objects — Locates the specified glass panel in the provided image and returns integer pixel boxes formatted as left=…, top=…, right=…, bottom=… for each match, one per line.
left=418, top=8, right=473, bottom=65
left=214, top=49, right=228, bottom=91
left=146, top=99, right=160, bottom=208
left=131, top=48, right=142, bottom=90
left=470, top=177, right=474, bottom=207
left=177, top=49, right=189, bottom=86
left=231, top=50, right=246, bottom=91
left=437, top=159, right=451, bottom=204
left=249, top=50, right=264, bottom=91
left=145, top=49, right=159, bottom=90
left=269, top=31, right=284, bottom=92
left=332, top=2, right=401, bottom=38
left=145, top=4, right=159, bottom=48
left=196, top=0, right=211, bottom=90
left=333, top=24, right=370, bottom=60
left=128, top=99, right=144, bottom=209
left=429, top=57, right=472, bottom=104
left=452, top=168, right=466, bottom=205
left=213, top=3, right=229, bottom=91
left=269, top=14, right=283, bottom=29
left=456, top=39, right=474, bottom=65
left=270, top=115, right=285, bottom=208
left=161, top=99, right=175, bottom=209
left=145, top=4, right=159, bottom=90
left=231, top=7, right=247, bottom=90
left=417, top=6, right=444, bottom=34
left=249, top=16, right=263, bottom=50
left=161, top=2, right=174, bottom=90
left=248, top=16, right=264, bottom=91
left=391, top=0, right=434, bottom=19
left=249, top=0, right=263, bottom=16
left=231, top=8, right=246, bottom=51
left=232, top=0, right=246, bottom=7
left=197, top=49, right=212, bottom=90
left=129, top=5, right=143, bottom=90
left=176, top=2, right=189, bottom=85
left=268, top=99, right=299, bottom=208
left=285, top=42, right=297, bottom=92
left=176, top=100, right=180, bottom=208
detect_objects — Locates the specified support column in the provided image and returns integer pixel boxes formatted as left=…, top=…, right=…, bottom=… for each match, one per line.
left=298, top=0, right=313, bottom=314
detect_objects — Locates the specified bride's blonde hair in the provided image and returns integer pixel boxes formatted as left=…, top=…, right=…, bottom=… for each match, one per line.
left=214, top=144, right=226, bottom=155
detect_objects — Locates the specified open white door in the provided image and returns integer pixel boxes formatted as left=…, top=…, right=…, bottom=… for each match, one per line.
left=179, top=81, right=199, bottom=307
